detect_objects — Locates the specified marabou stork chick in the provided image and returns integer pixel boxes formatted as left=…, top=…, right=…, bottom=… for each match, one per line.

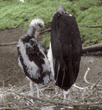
left=17, top=18, right=51, bottom=102
left=50, top=5, right=82, bottom=102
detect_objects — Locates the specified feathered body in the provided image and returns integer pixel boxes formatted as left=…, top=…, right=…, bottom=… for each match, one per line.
left=17, top=18, right=51, bottom=100
left=51, top=10, right=82, bottom=91
left=17, top=35, right=51, bottom=85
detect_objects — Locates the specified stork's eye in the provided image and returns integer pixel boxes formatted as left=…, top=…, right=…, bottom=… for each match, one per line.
left=38, top=24, right=43, bottom=29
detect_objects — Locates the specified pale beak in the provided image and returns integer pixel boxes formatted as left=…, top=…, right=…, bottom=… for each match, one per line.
left=35, top=31, right=40, bottom=39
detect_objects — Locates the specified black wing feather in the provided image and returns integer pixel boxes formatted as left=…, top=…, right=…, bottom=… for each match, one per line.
left=51, top=12, right=82, bottom=91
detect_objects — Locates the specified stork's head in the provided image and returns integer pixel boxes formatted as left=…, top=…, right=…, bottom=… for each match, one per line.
left=56, top=5, right=66, bottom=14
left=26, top=18, right=44, bottom=39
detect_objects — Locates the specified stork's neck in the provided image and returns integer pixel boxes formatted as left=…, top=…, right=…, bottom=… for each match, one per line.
left=26, top=26, right=35, bottom=37
left=34, top=30, right=40, bottom=39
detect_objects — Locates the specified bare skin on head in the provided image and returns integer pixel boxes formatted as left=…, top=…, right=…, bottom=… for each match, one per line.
left=56, top=5, right=66, bottom=14
left=26, top=18, right=44, bottom=40
left=26, top=25, right=42, bottom=39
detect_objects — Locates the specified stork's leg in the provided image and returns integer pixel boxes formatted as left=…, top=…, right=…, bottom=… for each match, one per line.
left=55, top=86, right=59, bottom=95
left=63, top=89, right=72, bottom=103
left=63, top=90, right=68, bottom=102
left=29, top=80, right=34, bottom=103
left=35, top=84, right=40, bottom=98
left=30, top=80, right=34, bottom=97
left=68, top=89, right=72, bottom=101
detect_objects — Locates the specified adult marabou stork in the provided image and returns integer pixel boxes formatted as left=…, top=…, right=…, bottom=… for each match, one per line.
left=17, top=18, right=51, bottom=100
left=50, top=5, right=82, bottom=102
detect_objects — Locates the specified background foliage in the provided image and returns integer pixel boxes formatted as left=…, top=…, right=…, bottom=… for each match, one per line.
left=0, top=0, right=102, bottom=47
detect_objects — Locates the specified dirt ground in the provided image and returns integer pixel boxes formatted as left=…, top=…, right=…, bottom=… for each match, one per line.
left=0, top=27, right=102, bottom=89
left=1, top=27, right=102, bottom=110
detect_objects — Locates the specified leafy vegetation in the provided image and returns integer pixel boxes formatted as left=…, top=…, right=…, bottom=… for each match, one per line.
left=42, top=33, right=50, bottom=48
left=0, top=0, right=102, bottom=47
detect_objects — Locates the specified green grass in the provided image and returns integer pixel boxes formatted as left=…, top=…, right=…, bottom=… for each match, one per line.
left=0, top=0, right=102, bottom=47
left=42, top=33, right=51, bottom=48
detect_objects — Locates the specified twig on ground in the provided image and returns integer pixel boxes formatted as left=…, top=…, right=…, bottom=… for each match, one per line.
left=73, top=83, right=88, bottom=90
left=0, top=28, right=51, bottom=46
left=27, top=95, right=73, bottom=109
left=0, top=42, right=18, bottom=46
left=91, top=75, right=102, bottom=89
left=82, top=38, right=92, bottom=47
left=1, top=70, right=102, bottom=110
left=86, top=25, right=102, bottom=28
left=0, top=105, right=39, bottom=110
left=16, top=85, right=29, bottom=93
left=84, top=68, right=93, bottom=85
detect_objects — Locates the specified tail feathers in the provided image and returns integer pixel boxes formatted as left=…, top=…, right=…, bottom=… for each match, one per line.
left=55, top=60, right=60, bottom=83
left=55, top=60, right=74, bottom=91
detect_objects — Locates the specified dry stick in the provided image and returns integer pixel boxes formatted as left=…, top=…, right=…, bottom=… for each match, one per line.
left=8, top=85, right=35, bottom=108
left=86, top=25, right=102, bottom=28
left=82, top=38, right=92, bottom=47
left=27, top=96, right=73, bottom=109
left=1, top=85, right=102, bottom=109
left=12, top=91, right=34, bottom=105
left=0, top=28, right=51, bottom=46
left=27, top=95, right=102, bottom=108
left=16, top=84, right=29, bottom=93
left=84, top=68, right=93, bottom=85
left=13, top=92, right=68, bottom=109
left=91, top=75, right=102, bottom=89
left=0, top=42, right=18, bottom=46
left=1, top=101, right=102, bottom=110
left=83, top=67, right=102, bottom=89
left=74, top=68, right=102, bottom=90
left=73, top=83, right=88, bottom=90
left=52, top=93, right=62, bottom=99
left=40, top=28, right=51, bottom=34
left=0, top=105, right=39, bottom=110
left=7, top=86, right=21, bottom=110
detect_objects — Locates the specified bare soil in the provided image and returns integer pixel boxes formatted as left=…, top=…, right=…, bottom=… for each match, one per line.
left=0, top=27, right=102, bottom=109
left=0, top=27, right=26, bottom=87
left=0, top=27, right=102, bottom=87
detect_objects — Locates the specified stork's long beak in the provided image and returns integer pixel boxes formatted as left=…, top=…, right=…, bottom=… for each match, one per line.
left=35, top=31, right=40, bottom=39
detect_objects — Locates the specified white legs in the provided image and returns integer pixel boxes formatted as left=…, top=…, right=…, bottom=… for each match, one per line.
left=30, top=80, right=34, bottom=97
left=29, top=80, right=40, bottom=104
left=35, top=84, right=39, bottom=98
left=30, top=80, right=40, bottom=98
left=29, top=80, right=34, bottom=103
left=63, top=89, right=72, bottom=103
left=68, top=89, right=71, bottom=101
left=63, top=90, right=69, bottom=100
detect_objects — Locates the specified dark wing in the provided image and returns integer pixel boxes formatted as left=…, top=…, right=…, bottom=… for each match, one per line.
left=17, top=37, right=48, bottom=84
left=25, top=38, right=45, bottom=69
left=70, top=16, right=82, bottom=83
left=51, top=12, right=82, bottom=91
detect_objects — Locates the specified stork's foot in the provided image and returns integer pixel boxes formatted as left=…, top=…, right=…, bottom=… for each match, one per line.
left=63, top=98, right=71, bottom=104
left=63, top=96, right=72, bottom=104
left=63, top=89, right=72, bottom=104
left=55, top=86, right=61, bottom=95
